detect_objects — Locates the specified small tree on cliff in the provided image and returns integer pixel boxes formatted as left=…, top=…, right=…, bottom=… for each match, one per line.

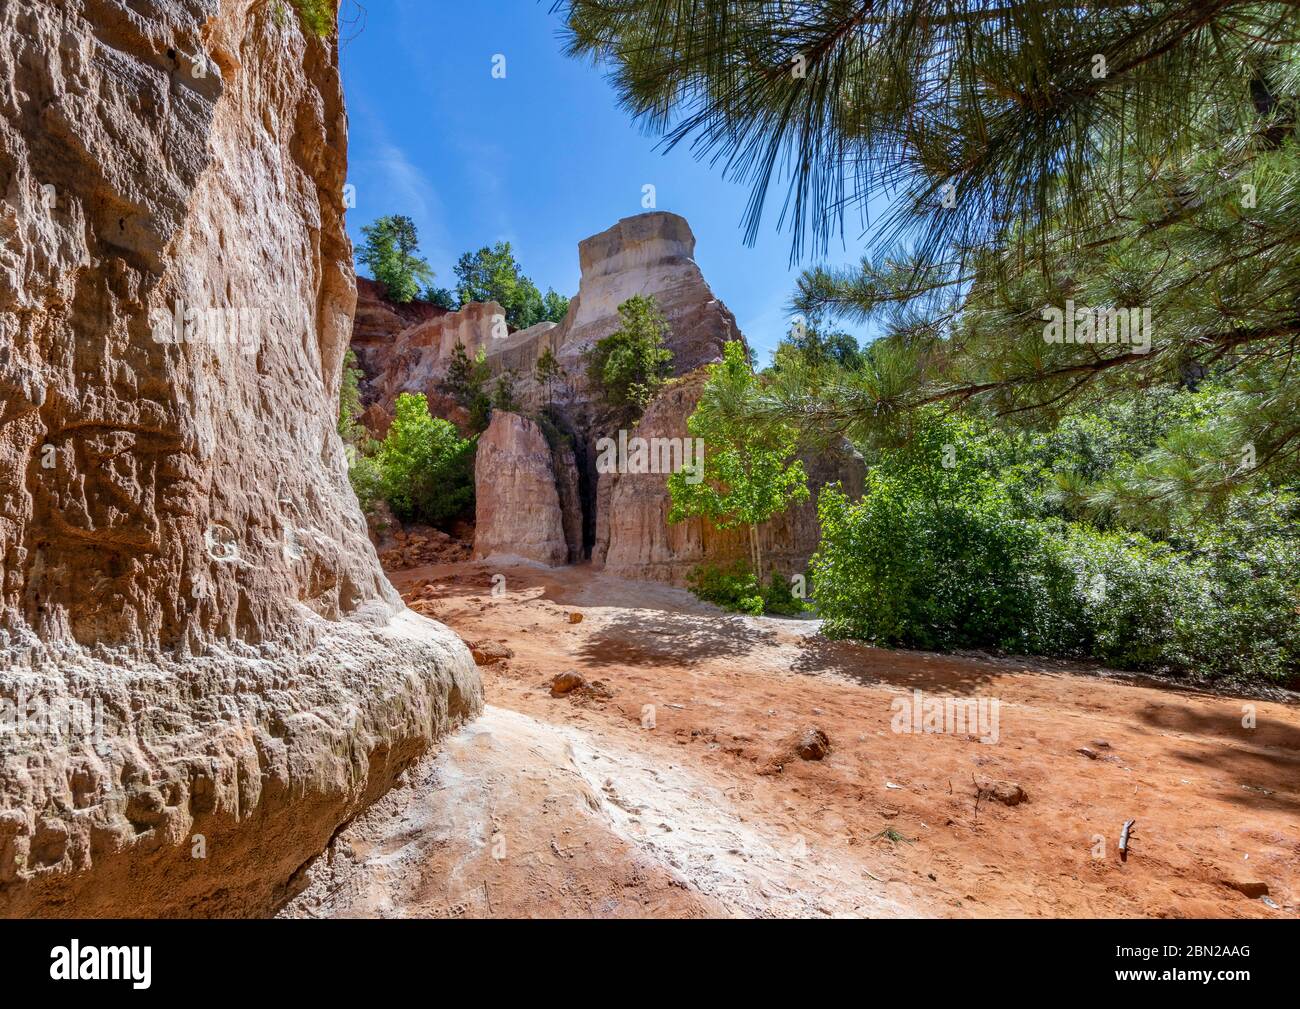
left=582, top=294, right=674, bottom=417
left=534, top=346, right=566, bottom=407
left=358, top=215, right=436, bottom=304
left=667, top=341, right=808, bottom=579
left=491, top=370, right=521, bottom=413
left=440, top=340, right=496, bottom=433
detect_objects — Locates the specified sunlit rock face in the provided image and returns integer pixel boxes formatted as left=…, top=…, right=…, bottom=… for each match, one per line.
left=551, top=211, right=742, bottom=384
left=472, top=411, right=570, bottom=567
left=0, top=0, right=480, bottom=917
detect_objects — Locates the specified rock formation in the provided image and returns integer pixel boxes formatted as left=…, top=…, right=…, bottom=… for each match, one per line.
left=472, top=412, right=569, bottom=566
left=352, top=211, right=740, bottom=418
left=550, top=212, right=743, bottom=387
left=0, top=0, right=480, bottom=916
left=354, top=210, right=862, bottom=581
left=350, top=276, right=447, bottom=405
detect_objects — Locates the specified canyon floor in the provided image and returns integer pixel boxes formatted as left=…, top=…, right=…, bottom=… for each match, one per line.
left=281, top=561, right=1300, bottom=919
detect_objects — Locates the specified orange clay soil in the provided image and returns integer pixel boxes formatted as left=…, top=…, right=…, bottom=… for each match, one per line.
left=281, top=561, right=1299, bottom=919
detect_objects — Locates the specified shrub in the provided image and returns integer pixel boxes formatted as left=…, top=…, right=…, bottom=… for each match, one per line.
left=338, top=349, right=366, bottom=442
left=811, top=411, right=1300, bottom=685
left=373, top=393, right=476, bottom=526
left=685, top=562, right=809, bottom=617
left=686, top=562, right=765, bottom=616
left=811, top=414, right=1075, bottom=653
left=347, top=451, right=384, bottom=516
left=760, top=572, right=809, bottom=616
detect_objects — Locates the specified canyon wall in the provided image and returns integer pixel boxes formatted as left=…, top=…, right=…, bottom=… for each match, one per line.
left=471, top=411, right=569, bottom=567
left=0, top=0, right=480, bottom=916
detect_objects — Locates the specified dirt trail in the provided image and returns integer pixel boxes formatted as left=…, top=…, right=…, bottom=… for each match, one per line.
left=282, top=561, right=1300, bottom=919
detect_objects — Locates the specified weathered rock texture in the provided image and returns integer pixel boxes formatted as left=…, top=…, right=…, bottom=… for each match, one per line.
left=551, top=212, right=741, bottom=387
left=593, top=369, right=866, bottom=585
left=472, top=412, right=569, bottom=566
left=0, top=0, right=480, bottom=917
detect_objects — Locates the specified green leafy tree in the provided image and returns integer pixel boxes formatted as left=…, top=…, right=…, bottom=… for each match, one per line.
left=534, top=346, right=567, bottom=407
left=542, top=288, right=570, bottom=323
left=582, top=294, right=674, bottom=415
left=424, top=285, right=458, bottom=310
left=441, top=341, right=494, bottom=433
left=668, top=341, right=809, bottom=579
left=375, top=393, right=476, bottom=525
left=491, top=370, right=521, bottom=413
left=453, top=242, right=549, bottom=329
left=358, top=216, right=436, bottom=304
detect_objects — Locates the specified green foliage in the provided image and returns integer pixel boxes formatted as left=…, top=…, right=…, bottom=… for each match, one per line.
left=534, top=346, right=567, bottom=406
left=358, top=216, right=436, bottom=304
left=559, top=1, right=1300, bottom=505
left=291, top=0, right=334, bottom=36
left=582, top=294, right=674, bottom=415
left=686, top=562, right=765, bottom=616
left=424, top=286, right=458, bottom=310
left=768, top=321, right=864, bottom=373
left=757, top=570, right=808, bottom=616
left=347, top=451, right=385, bottom=517
left=441, top=341, right=493, bottom=433
left=452, top=242, right=567, bottom=329
left=686, top=562, right=809, bottom=616
left=371, top=393, right=476, bottom=526
left=271, top=0, right=334, bottom=36
left=668, top=341, right=809, bottom=577
left=491, top=370, right=520, bottom=413
left=542, top=289, right=571, bottom=324
left=810, top=411, right=1300, bottom=685
left=337, top=349, right=366, bottom=443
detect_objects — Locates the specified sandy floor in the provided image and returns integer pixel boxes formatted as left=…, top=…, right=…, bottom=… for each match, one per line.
left=281, top=561, right=1300, bottom=919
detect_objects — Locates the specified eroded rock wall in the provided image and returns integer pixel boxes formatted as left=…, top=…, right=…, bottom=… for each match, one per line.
left=472, top=411, right=568, bottom=566
left=0, top=0, right=481, bottom=917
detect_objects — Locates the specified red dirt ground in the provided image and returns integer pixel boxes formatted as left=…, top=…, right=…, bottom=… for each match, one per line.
left=282, top=561, right=1300, bottom=919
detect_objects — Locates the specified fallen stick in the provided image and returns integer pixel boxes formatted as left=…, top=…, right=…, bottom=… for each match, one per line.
left=1119, top=818, right=1136, bottom=862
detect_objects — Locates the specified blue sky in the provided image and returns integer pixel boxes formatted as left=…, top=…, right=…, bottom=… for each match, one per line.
left=338, top=0, right=873, bottom=363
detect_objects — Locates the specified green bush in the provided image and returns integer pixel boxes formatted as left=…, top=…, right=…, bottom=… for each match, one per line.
left=347, top=450, right=384, bottom=516
left=685, top=562, right=810, bottom=617
left=812, top=415, right=1076, bottom=653
left=686, top=563, right=765, bottom=615
left=372, top=393, right=476, bottom=526
left=759, top=572, right=809, bottom=616
left=811, top=411, right=1300, bottom=685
